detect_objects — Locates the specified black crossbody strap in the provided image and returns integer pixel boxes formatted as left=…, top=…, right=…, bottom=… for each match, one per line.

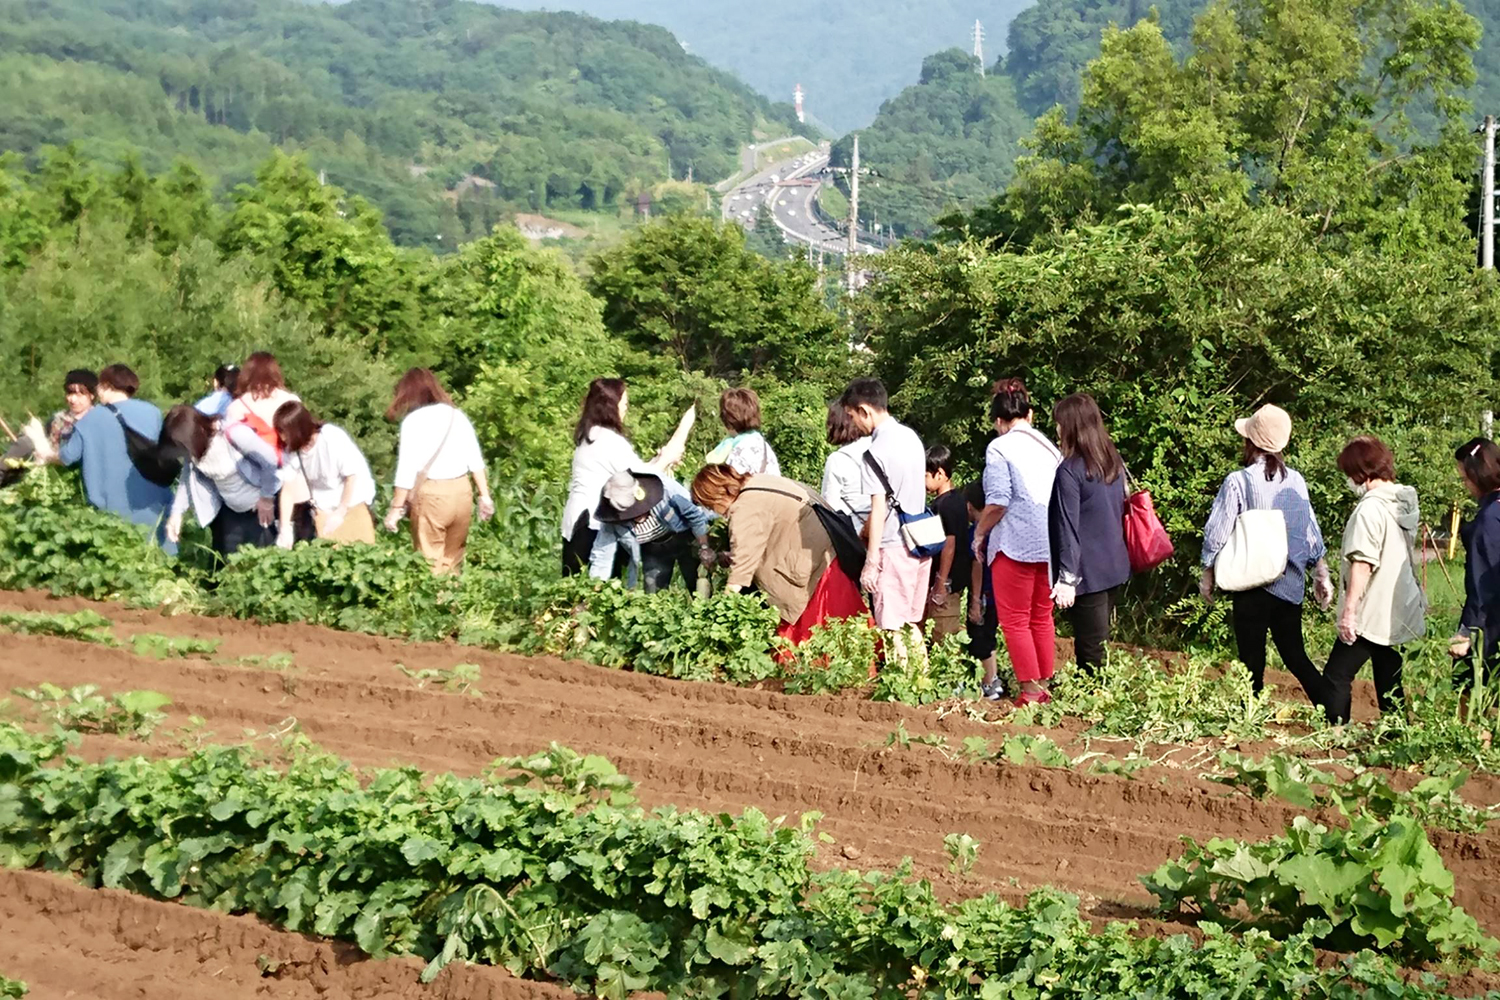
left=861, top=451, right=902, bottom=514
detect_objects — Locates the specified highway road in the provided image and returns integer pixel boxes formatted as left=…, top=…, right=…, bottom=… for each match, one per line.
left=720, top=146, right=879, bottom=258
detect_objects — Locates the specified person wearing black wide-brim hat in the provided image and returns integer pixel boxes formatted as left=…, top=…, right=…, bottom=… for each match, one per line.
left=588, top=469, right=714, bottom=592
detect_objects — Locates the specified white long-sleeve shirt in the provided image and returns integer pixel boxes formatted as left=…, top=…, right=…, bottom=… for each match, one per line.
left=393, top=404, right=485, bottom=490
left=562, top=428, right=641, bottom=539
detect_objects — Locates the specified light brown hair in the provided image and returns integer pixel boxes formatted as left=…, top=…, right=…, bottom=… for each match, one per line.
left=719, top=388, right=763, bottom=434
left=387, top=367, right=454, bottom=421
left=273, top=400, right=323, bottom=453
left=691, top=463, right=750, bottom=509
left=826, top=402, right=862, bottom=446
left=238, top=352, right=286, bottom=400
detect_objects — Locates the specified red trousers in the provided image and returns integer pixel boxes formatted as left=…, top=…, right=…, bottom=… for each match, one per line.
left=991, top=552, right=1055, bottom=683
left=776, top=562, right=870, bottom=652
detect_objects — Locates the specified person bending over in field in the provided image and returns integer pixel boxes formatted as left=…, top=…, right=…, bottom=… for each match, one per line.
left=162, top=405, right=280, bottom=558
left=273, top=401, right=377, bottom=545
left=590, top=470, right=714, bottom=593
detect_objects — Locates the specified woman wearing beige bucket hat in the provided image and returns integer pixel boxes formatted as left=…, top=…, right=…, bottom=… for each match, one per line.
left=1199, top=404, right=1333, bottom=703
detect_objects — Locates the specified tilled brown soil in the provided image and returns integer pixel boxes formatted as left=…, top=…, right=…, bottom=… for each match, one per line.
left=3, top=588, right=1499, bottom=997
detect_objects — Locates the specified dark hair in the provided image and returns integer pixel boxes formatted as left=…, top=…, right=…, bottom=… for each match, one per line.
left=214, top=364, right=240, bottom=395
left=720, top=388, right=762, bottom=434
left=1053, top=393, right=1122, bottom=484
left=98, top=364, right=139, bottom=397
left=238, top=352, right=285, bottom=399
left=963, top=479, right=986, bottom=511
left=1243, top=438, right=1287, bottom=482
left=273, top=400, right=323, bottom=453
left=64, top=369, right=98, bottom=395
left=574, top=378, right=627, bottom=447
left=387, top=367, right=454, bottom=421
left=825, top=402, right=862, bottom=446
left=989, top=377, right=1031, bottom=422
left=1337, top=436, right=1396, bottom=485
left=162, top=404, right=213, bottom=463
left=925, top=444, right=954, bottom=477
left=839, top=378, right=888, bottom=414
left=1456, top=438, right=1500, bottom=494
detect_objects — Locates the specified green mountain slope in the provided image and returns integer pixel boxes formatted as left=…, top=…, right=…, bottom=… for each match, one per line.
left=0, top=0, right=807, bottom=247
left=829, top=50, right=1031, bottom=238
left=491, top=0, right=1035, bottom=132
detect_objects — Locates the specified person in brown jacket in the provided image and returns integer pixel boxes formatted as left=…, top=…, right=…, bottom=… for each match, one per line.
left=691, top=464, right=867, bottom=647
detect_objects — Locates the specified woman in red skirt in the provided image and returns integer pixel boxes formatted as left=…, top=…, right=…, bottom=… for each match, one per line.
left=691, top=464, right=868, bottom=649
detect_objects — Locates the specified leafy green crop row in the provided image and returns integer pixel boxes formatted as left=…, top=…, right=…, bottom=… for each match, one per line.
left=0, top=724, right=1491, bottom=999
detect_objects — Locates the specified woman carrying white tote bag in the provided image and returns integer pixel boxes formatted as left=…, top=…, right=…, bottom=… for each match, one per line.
left=1199, top=405, right=1333, bottom=703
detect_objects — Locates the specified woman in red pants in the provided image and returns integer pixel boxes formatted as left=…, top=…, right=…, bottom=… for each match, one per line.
left=973, top=379, right=1062, bottom=705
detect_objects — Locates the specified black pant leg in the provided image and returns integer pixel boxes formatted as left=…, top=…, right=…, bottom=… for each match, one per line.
left=1067, top=588, right=1112, bottom=673
left=1369, top=643, right=1405, bottom=714
left=1229, top=590, right=1271, bottom=692
left=1264, top=592, right=1325, bottom=705
left=562, top=513, right=595, bottom=577
left=638, top=536, right=682, bottom=593
left=1322, top=637, right=1374, bottom=724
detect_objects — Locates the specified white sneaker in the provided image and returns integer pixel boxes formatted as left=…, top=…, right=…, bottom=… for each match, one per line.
left=981, top=678, right=1006, bottom=702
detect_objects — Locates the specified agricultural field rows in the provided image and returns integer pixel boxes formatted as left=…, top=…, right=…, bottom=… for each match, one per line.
left=4, top=590, right=1500, bottom=997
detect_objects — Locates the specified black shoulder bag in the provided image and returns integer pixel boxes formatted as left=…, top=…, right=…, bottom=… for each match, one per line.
left=105, top=404, right=182, bottom=487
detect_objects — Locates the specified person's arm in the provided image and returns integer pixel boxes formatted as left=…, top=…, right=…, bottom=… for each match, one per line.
left=385, top=486, right=411, bottom=532
left=862, top=493, right=888, bottom=591
left=460, top=416, right=494, bottom=520
left=1198, top=474, right=1239, bottom=600
left=588, top=524, right=621, bottom=581
left=932, top=536, right=956, bottom=602
left=1051, top=465, right=1083, bottom=587
left=1303, top=485, right=1333, bottom=608
left=969, top=550, right=984, bottom=623
left=973, top=448, right=1011, bottom=560
left=58, top=421, right=84, bottom=467
left=224, top=423, right=280, bottom=498
left=1337, top=560, right=1373, bottom=644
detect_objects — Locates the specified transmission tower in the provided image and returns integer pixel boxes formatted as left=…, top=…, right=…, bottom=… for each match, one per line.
left=972, top=20, right=985, bottom=76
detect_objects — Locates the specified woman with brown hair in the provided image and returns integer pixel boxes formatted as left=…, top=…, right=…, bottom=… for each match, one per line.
left=273, top=401, right=376, bottom=544
left=819, top=402, right=871, bottom=525
left=1047, top=393, right=1131, bottom=673
left=161, top=405, right=281, bottom=556
left=707, top=388, right=780, bottom=476
left=691, top=463, right=866, bottom=647
left=381, top=368, right=492, bottom=574
left=224, top=351, right=311, bottom=546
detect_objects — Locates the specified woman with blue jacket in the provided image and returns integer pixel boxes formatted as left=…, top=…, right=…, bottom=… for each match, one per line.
left=589, top=470, right=714, bottom=592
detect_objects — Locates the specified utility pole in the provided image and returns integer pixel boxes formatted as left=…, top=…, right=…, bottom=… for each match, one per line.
left=1484, top=115, right=1496, bottom=271
left=847, top=134, right=860, bottom=293
left=972, top=20, right=985, bottom=76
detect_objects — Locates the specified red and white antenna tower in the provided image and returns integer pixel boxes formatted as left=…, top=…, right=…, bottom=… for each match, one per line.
left=794, top=84, right=805, bottom=123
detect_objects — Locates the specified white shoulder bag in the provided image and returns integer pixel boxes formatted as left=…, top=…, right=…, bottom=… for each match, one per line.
left=1214, top=469, right=1289, bottom=592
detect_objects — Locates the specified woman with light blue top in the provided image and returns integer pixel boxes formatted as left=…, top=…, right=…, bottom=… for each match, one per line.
left=1199, top=404, right=1332, bottom=701
left=194, top=364, right=239, bottom=419
left=588, top=469, right=714, bottom=592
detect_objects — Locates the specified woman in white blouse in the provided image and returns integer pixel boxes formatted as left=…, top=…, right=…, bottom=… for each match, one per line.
left=561, top=377, right=696, bottom=575
left=819, top=402, right=871, bottom=527
left=273, top=401, right=377, bottom=544
left=381, top=368, right=492, bottom=574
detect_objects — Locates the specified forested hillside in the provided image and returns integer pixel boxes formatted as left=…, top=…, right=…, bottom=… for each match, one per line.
left=0, top=0, right=806, bottom=248
left=828, top=50, right=1030, bottom=238
left=492, top=0, right=1033, bottom=132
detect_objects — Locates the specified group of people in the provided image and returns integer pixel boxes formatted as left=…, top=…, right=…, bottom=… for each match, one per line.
left=562, top=373, right=1500, bottom=722
left=7, top=357, right=494, bottom=574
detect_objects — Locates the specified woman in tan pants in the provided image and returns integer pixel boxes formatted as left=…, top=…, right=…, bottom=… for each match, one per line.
left=383, top=369, right=493, bottom=573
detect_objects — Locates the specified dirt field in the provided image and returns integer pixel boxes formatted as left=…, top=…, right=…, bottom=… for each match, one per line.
left=3, top=588, right=1499, bottom=997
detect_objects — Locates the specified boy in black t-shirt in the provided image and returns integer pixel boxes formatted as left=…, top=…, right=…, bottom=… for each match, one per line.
left=963, top=480, right=1004, bottom=700
left=923, top=446, right=971, bottom=643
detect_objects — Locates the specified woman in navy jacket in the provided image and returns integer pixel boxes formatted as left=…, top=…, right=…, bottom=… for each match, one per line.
left=1047, top=394, right=1131, bottom=673
left=1452, top=438, right=1500, bottom=673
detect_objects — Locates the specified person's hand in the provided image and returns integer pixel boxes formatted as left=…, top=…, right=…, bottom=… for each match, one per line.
left=1337, top=606, right=1358, bottom=645
left=477, top=495, right=495, bottom=521
left=256, top=497, right=275, bottom=528
left=971, top=533, right=985, bottom=561
left=1313, top=574, right=1335, bottom=612
left=276, top=525, right=295, bottom=550
left=697, top=541, right=716, bottom=567
left=1050, top=582, right=1076, bottom=609
left=967, top=597, right=983, bottom=625
left=929, top=581, right=949, bottom=606
left=1199, top=568, right=1215, bottom=605
left=321, top=505, right=347, bottom=537
left=165, top=513, right=183, bottom=544
left=1450, top=635, right=1473, bottom=659
left=859, top=555, right=880, bottom=595
left=383, top=507, right=403, bottom=533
